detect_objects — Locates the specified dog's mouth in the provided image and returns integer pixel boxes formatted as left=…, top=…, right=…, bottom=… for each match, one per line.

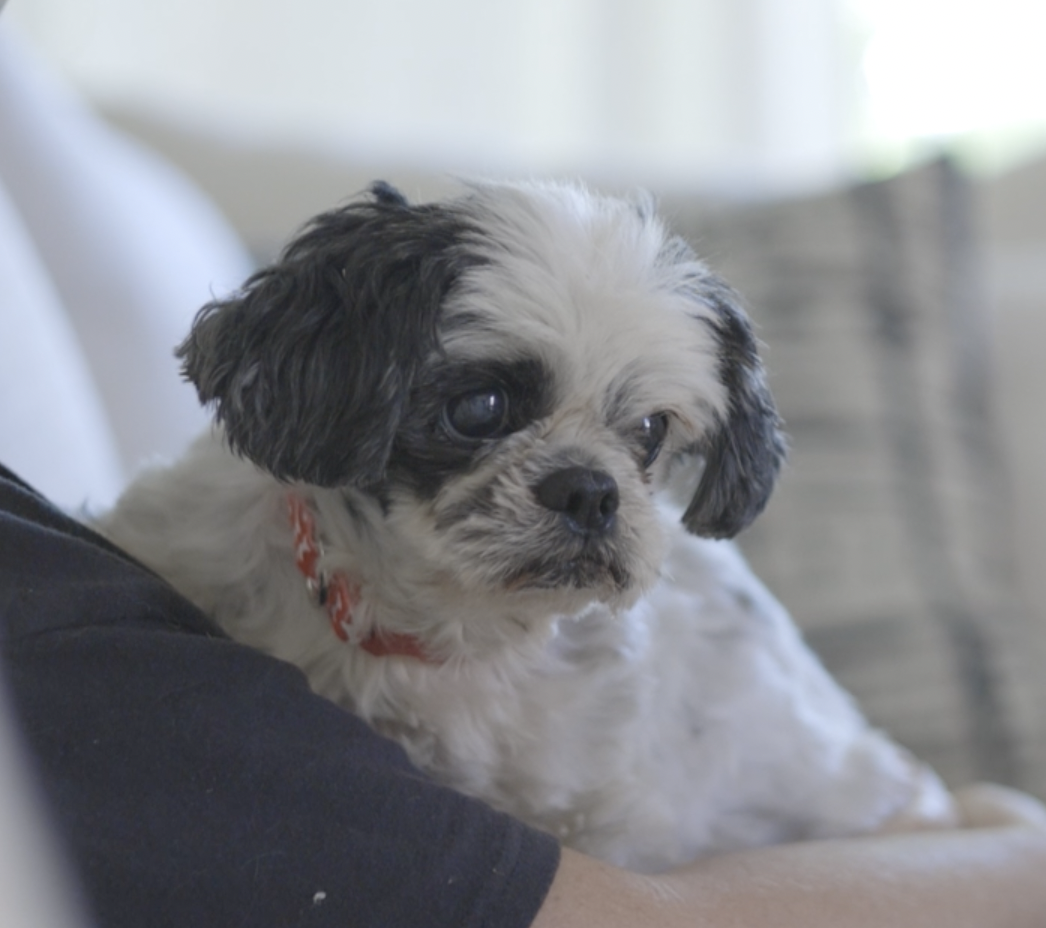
left=501, top=543, right=633, bottom=593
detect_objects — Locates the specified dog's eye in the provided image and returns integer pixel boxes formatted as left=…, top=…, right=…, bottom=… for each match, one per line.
left=638, top=413, right=669, bottom=467
left=444, top=388, right=510, bottom=440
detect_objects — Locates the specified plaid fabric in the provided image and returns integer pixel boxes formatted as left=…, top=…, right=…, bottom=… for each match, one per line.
left=665, top=160, right=1046, bottom=796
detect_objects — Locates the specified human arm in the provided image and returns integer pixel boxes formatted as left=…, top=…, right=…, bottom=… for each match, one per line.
left=533, top=785, right=1046, bottom=928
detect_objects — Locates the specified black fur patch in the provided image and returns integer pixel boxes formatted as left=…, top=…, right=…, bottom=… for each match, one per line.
left=678, top=270, right=787, bottom=539
left=387, top=356, right=553, bottom=498
left=177, top=183, right=483, bottom=487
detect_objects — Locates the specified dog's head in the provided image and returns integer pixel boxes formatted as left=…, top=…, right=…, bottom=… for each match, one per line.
left=179, top=180, right=785, bottom=608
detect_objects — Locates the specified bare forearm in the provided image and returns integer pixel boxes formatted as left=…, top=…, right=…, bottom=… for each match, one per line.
left=534, top=826, right=1046, bottom=928
left=666, top=826, right=1046, bottom=928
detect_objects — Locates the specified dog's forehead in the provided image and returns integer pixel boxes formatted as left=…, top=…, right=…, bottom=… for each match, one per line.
left=440, top=183, right=727, bottom=425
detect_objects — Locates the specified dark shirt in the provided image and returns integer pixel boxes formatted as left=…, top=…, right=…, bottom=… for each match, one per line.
left=0, top=465, right=559, bottom=927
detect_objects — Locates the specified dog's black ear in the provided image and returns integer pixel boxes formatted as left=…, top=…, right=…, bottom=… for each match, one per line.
left=177, top=182, right=478, bottom=487
left=680, top=275, right=787, bottom=539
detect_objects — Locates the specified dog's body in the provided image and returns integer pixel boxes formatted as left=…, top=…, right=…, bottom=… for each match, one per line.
left=100, top=180, right=954, bottom=872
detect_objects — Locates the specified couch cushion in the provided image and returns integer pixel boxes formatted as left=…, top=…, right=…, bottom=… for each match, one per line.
left=980, top=158, right=1046, bottom=701
left=665, top=159, right=1046, bottom=797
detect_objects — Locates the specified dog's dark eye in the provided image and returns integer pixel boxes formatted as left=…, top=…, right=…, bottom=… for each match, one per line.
left=638, top=413, right=669, bottom=467
left=444, top=388, right=509, bottom=440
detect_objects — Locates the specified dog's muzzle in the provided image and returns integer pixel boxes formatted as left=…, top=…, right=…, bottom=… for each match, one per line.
left=499, top=466, right=631, bottom=593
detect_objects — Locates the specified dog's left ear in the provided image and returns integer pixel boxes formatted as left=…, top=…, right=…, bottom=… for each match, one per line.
left=177, top=182, right=478, bottom=487
left=680, top=275, right=787, bottom=539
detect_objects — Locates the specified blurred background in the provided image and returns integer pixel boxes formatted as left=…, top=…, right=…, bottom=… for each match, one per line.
left=8, top=0, right=1046, bottom=199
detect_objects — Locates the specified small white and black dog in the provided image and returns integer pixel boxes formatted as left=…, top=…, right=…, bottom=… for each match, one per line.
left=101, top=179, right=955, bottom=872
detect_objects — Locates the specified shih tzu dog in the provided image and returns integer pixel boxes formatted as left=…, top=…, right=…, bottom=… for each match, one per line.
left=100, top=179, right=956, bottom=872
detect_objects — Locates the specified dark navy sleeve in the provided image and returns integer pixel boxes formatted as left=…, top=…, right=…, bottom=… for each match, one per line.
left=0, top=466, right=560, bottom=928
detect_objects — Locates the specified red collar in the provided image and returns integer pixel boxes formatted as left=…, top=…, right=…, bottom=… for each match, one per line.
left=287, top=492, right=435, bottom=662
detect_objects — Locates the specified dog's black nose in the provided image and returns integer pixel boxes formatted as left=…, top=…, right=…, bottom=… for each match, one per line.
left=535, top=467, right=619, bottom=535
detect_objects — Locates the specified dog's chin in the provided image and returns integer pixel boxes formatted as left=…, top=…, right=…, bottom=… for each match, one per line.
left=493, top=528, right=662, bottom=618
left=502, top=551, right=634, bottom=595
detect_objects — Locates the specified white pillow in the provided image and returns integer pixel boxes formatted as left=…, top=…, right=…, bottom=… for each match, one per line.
left=0, top=178, right=124, bottom=509
left=0, top=29, right=254, bottom=480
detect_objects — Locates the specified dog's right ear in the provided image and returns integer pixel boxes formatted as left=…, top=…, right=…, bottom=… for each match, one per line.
left=178, top=182, right=479, bottom=487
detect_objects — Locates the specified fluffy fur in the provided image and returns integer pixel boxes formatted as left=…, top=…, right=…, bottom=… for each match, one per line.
left=99, top=180, right=955, bottom=873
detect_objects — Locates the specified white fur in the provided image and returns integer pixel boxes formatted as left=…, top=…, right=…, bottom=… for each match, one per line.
left=98, top=181, right=955, bottom=873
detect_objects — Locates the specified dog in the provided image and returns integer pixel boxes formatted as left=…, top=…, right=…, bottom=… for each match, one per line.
left=99, top=179, right=956, bottom=873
